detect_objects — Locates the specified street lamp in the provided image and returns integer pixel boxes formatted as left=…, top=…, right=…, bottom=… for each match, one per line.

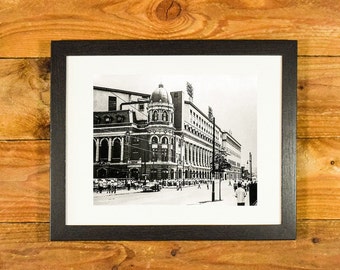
left=211, top=117, right=216, bottom=202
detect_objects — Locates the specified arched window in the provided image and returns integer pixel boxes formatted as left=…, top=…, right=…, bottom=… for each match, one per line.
left=99, top=139, right=109, bottom=161
left=162, top=111, right=168, bottom=121
left=160, top=137, right=169, bottom=161
left=151, top=136, right=159, bottom=161
left=151, top=136, right=158, bottom=144
left=161, top=137, right=168, bottom=144
left=112, top=139, right=121, bottom=162
left=152, top=111, right=158, bottom=121
left=93, top=140, right=97, bottom=162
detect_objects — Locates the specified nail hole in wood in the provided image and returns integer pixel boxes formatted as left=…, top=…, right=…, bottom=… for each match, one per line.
left=171, top=249, right=178, bottom=256
left=312, top=237, right=320, bottom=244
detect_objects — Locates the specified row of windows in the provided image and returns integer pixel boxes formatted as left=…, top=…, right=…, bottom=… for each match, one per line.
left=94, top=137, right=238, bottom=170
left=151, top=136, right=174, bottom=145
left=225, top=147, right=241, bottom=159
left=184, top=143, right=213, bottom=167
left=148, top=110, right=173, bottom=123
left=189, top=109, right=220, bottom=138
left=94, top=114, right=125, bottom=124
left=184, top=123, right=221, bottom=146
left=226, top=137, right=242, bottom=152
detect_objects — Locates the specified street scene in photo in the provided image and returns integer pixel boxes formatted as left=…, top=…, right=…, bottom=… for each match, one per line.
left=94, top=179, right=255, bottom=206
left=93, top=75, right=257, bottom=207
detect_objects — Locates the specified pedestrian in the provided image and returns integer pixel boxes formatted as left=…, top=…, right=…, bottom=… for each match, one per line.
left=206, top=181, right=209, bottom=190
left=233, top=180, right=238, bottom=192
left=127, top=179, right=131, bottom=191
left=107, top=181, right=112, bottom=194
left=177, top=180, right=182, bottom=191
left=235, top=182, right=247, bottom=206
left=198, top=181, right=201, bottom=189
left=113, top=180, right=117, bottom=194
left=98, top=179, right=104, bottom=193
left=249, top=179, right=257, bottom=206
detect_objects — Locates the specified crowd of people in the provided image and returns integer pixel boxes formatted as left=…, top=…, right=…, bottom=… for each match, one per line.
left=94, top=177, right=257, bottom=206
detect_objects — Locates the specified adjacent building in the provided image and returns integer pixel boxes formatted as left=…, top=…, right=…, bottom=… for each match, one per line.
left=93, top=83, right=242, bottom=182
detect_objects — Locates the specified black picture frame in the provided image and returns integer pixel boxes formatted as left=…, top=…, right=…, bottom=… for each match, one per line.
left=50, top=40, right=297, bottom=241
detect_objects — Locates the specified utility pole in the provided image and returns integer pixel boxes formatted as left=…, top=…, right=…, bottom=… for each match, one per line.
left=212, top=117, right=215, bottom=202
left=143, top=150, right=146, bottom=182
left=249, top=152, right=252, bottom=180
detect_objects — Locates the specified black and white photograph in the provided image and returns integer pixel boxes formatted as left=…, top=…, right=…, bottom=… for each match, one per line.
left=92, top=75, right=257, bottom=207
left=51, top=40, right=296, bottom=240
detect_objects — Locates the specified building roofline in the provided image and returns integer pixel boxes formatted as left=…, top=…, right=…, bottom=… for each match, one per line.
left=119, top=100, right=149, bottom=110
left=94, top=86, right=150, bottom=98
left=184, top=100, right=223, bottom=132
left=184, top=101, right=210, bottom=122
left=223, top=131, right=242, bottom=147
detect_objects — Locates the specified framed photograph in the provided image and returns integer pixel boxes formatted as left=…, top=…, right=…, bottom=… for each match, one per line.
left=50, top=40, right=297, bottom=240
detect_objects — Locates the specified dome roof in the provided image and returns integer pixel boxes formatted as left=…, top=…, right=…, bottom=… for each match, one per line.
left=150, top=84, right=173, bottom=104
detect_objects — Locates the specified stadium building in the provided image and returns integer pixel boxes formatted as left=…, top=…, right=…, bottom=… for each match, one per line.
left=93, top=83, right=241, bottom=183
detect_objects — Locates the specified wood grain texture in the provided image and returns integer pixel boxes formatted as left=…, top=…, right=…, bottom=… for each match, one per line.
left=0, top=221, right=339, bottom=269
left=297, top=138, right=340, bottom=219
left=1, top=0, right=340, bottom=57
left=0, top=57, right=340, bottom=140
left=298, top=57, right=340, bottom=138
left=0, top=138, right=338, bottom=223
left=0, top=141, right=50, bottom=222
left=0, top=59, right=50, bottom=140
left=0, top=0, right=340, bottom=268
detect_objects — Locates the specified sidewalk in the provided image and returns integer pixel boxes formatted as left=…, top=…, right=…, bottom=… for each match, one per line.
left=207, top=180, right=250, bottom=206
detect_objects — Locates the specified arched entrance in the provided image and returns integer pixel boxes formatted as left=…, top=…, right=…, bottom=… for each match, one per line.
left=170, top=169, right=175, bottom=179
left=161, top=169, right=169, bottom=180
left=150, top=169, right=158, bottom=180
left=130, top=168, right=139, bottom=180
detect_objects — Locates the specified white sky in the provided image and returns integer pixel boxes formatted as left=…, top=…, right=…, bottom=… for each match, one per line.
left=94, top=74, right=257, bottom=170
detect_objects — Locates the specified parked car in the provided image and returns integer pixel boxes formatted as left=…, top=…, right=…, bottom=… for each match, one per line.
left=142, top=181, right=161, bottom=192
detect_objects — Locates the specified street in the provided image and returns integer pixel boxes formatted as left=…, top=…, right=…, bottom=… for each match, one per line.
left=94, top=180, right=250, bottom=206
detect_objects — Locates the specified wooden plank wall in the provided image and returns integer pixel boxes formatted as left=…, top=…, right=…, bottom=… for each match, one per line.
left=0, top=0, right=339, bottom=268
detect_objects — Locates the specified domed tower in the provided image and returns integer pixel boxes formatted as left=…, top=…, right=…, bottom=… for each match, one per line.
left=146, top=84, right=176, bottom=180
left=147, top=84, right=175, bottom=132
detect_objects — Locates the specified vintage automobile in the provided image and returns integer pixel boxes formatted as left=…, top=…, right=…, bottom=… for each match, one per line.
left=142, top=181, right=161, bottom=192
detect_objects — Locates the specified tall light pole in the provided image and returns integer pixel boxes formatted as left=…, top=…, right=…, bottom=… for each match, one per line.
left=249, top=152, right=252, bottom=180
